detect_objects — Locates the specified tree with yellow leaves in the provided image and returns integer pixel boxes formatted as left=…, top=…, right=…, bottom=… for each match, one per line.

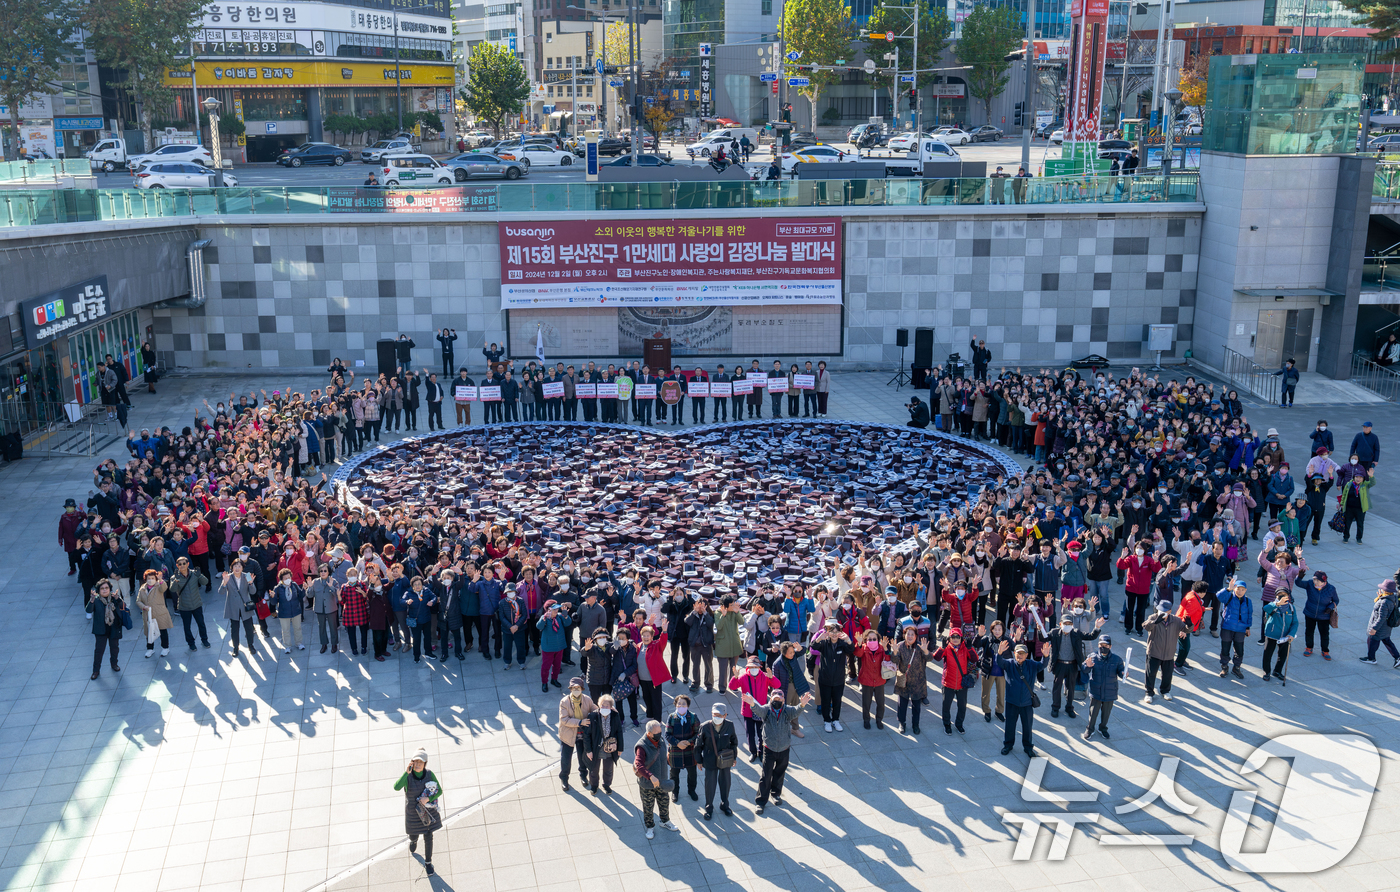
left=1179, top=53, right=1210, bottom=109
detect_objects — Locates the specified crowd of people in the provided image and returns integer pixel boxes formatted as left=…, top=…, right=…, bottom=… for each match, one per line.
left=60, top=351, right=1398, bottom=849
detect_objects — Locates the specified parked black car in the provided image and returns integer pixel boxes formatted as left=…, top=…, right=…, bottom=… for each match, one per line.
left=604, top=153, right=674, bottom=167
left=596, top=137, right=629, bottom=156
left=277, top=143, right=352, bottom=166
left=969, top=125, right=1003, bottom=142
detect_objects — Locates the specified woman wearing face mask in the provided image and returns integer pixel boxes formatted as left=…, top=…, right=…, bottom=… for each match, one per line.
left=727, top=656, right=781, bottom=759
left=931, top=626, right=976, bottom=734
left=557, top=677, right=597, bottom=792
left=90, top=580, right=128, bottom=679
left=360, top=570, right=388, bottom=659
left=665, top=694, right=700, bottom=804
left=220, top=559, right=259, bottom=658
left=609, top=629, right=641, bottom=727
left=855, top=630, right=891, bottom=730
left=395, top=748, right=442, bottom=876
left=636, top=624, right=672, bottom=721
left=973, top=620, right=1008, bottom=721
left=892, top=624, right=931, bottom=735
left=579, top=693, right=623, bottom=794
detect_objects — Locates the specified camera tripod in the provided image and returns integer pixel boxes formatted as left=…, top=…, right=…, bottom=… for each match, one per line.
left=887, top=343, right=910, bottom=390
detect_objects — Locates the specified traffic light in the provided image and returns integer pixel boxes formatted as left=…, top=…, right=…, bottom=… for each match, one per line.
left=908, top=87, right=917, bottom=103
left=1014, top=102, right=1024, bottom=127
left=780, top=102, right=792, bottom=123
left=632, top=94, right=645, bottom=120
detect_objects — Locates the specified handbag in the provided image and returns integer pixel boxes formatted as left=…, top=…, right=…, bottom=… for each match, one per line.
left=709, top=725, right=737, bottom=769
left=120, top=605, right=133, bottom=631
left=612, top=676, right=637, bottom=700
left=955, top=647, right=979, bottom=690
left=1329, top=607, right=1340, bottom=629
left=880, top=659, right=898, bottom=680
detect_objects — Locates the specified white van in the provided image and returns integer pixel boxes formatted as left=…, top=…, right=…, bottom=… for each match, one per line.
left=380, top=153, right=454, bottom=186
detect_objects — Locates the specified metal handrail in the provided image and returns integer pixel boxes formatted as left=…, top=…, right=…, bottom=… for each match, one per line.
left=1350, top=351, right=1400, bottom=402
left=1, top=397, right=121, bottom=456
left=1221, top=346, right=1282, bottom=405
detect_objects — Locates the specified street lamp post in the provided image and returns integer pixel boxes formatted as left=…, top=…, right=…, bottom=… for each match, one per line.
left=201, top=96, right=224, bottom=187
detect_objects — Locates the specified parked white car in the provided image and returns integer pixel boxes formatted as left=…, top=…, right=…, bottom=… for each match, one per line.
left=685, top=135, right=737, bottom=158
left=134, top=162, right=237, bottom=189
left=361, top=138, right=414, bottom=163
left=1049, top=129, right=1065, bottom=144
left=936, top=128, right=972, bottom=145
left=380, top=153, right=454, bottom=185
left=778, top=144, right=859, bottom=172
left=512, top=144, right=576, bottom=167
left=125, top=143, right=214, bottom=171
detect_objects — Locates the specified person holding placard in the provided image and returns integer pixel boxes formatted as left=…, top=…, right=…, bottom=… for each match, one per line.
left=580, top=362, right=599, bottom=422
left=636, top=367, right=657, bottom=425
left=625, top=361, right=642, bottom=422
left=712, top=364, right=731, bottom=422
left=668, top=366, right=687, bottom=425
left=452, top=369, right=476, bottom=427
left=690, top=366, right=709, bottom=424
left=731, top=365, right=747, bottom=419
left=786, top=364, right=801, bottom=417
left=768, top=360, right=786, bottom=418
left=746, top=360, right=765, bottom=418
left=655, top=366, right=670, bottom=424
left=599, top=367, right=618, bottom=423
left=800, top=362, right=818, bottom=417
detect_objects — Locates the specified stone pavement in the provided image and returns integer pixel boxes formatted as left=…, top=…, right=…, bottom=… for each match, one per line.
left=0, top=368, right=1397, bottom=892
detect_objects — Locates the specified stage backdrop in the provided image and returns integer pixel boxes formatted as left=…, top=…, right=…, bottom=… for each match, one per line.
left=499, top=217, right=844, bottom=357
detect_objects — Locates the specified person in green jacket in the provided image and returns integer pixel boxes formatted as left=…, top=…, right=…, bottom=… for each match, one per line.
left=713, top=595, right=745, bottom=693
left=395, top=747, right=443, bottom=876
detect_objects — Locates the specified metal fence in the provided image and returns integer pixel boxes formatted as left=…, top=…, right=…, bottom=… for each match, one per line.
left=1350, top=351, right=1400, bottom=402
left=1221, top=347, right=1281, bottom=405
left=0, top=173, right=1203, bottom=227
left=0, top=398, right=123, bottom=457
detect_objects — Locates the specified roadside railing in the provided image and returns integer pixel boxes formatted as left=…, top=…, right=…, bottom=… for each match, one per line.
left=0, top=172, right=1202, bottom=227
left=1350, top=351, right=1400, bottom=401
left=1221, top=347, right=1282, bottom=405
left=0, top=397, right=122, bottom=457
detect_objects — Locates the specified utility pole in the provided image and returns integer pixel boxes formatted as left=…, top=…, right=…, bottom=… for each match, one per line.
left=911, top=0, right=920, bottom=134
left=1020, top=0, right=1036, bottom=170
left=599, top=22, right=607, bottom=135
left=395, top=10, right=403, bottom=132
left=1151, top=0, right=1168, bottom=133
left=628, top=0, right=639, bottom=162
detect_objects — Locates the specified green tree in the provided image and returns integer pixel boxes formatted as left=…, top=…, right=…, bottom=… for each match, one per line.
left=1339, top=0, right=1400, bottom=54
left=782, top=0, right=858, bottom=124
left=0, top=0, right=82, bottom=160
left=464, top=43, right=531, bottom=137
left=863, top=3, right=952, bottom=122
left=85, top=0, right=207, bottom=156
left=955, top=4, right=1022, bottom=122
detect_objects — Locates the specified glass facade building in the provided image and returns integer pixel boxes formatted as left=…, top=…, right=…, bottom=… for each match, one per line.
left=1203, top=52, right=1363, bottom=155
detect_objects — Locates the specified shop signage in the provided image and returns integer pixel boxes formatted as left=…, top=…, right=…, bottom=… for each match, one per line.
left=327, top=185, right=498, bottom=213
left=21, top=276, right=110, bottom=349
left=164, top=60, right=454, bottom=87
left=55, top=117, right=106, bottom=131
left=200, top=2, right=448, bottom=38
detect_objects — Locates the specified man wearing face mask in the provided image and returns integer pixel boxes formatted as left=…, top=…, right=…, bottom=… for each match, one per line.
left=696, top=702, right=739, bottom=819
left=727, top=656, right=781, bottom=760
left=741, top=689, right=814, bottom=815
left=633, top=720, right=681, bottom=838
left=1046, top=614, right=1085, bottom=719
left=1142, top=599, right=1188, bottom=703
left=872, top=586, right=908, bottom=639
left=996, top=638, right=1050, bottom=756
left=1082, top=635, right=1125, bottom=740
left=556, top=678, right=596, bottom=793
left=664, top=695, right=701, bottom=804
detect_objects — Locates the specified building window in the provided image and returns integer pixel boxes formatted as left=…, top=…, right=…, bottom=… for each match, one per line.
left=587, top=86, right=593, bottom=96
left=1212, top=39, right=1224, bottom=53
left=762, top=0, right=771, bottom=13
left=1245, top=37, right=1253, bottom=52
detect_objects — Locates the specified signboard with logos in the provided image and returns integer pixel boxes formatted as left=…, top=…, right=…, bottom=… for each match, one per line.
left=327, top=186, right=498, bottom=213
left=55, top=117, right=106, bottom=131
left=1066, top=0, right=1111, bottom=145
left=498, top=217, right=843, bottom=309
left=21, top=276, right=111, bottom=349
left=164, top=60, right=454, bottom=87
left=700, top=56, right=712, bottom=117
left=20, top=126, right=55, bottom=159
left=0, top=95, right=53, bottom=119
left=198, top=2, right=448, bottom=41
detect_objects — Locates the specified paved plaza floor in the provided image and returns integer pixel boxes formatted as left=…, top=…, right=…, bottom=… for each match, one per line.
left=0, top=368, right=1397, bottom=892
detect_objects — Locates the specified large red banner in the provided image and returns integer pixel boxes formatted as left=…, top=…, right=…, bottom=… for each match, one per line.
left=1067, top=0, right=1110, bottom=144
left=498, top=217, right=843, bottom=308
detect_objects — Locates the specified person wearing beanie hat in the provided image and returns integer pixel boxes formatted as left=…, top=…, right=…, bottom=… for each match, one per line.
left=1142, top=597, right=1188, bottom=704
left=1082, top=634, right=1125, bottom=740
left=1360, top=578, right=1400, bottom=666
left=396, top=748, right=442, bottom=875
left=557, top=678, right=597, bottom=792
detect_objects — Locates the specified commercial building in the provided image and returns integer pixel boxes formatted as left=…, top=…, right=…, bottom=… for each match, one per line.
left=163, top=0, right=458, bottom=160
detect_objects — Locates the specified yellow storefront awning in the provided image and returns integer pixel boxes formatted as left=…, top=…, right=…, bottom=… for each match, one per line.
left=164, top=59, right=455, bottom=89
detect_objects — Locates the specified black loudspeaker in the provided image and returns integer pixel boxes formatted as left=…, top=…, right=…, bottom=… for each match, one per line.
left=376, top=338, right=398, bottom=377
left=913, top=327, right=934, bottom=369
left=895, top=328, right=909, bottom=347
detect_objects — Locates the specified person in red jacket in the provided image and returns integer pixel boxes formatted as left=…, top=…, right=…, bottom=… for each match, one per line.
left=60, top=498, right=85, bottom=576
left=855, top=630, right=890, bottom=730
left=1116, top=537, right=1161, bottom=635
left=1175, top=582, right=1206, bottom=671
left=727, top=656, right=780, bottom=762
left=835, top=595, right=870, bottom=681
left=637, top=625, right=672, bottom=722
left=942, top=582, right=977, bottom=636
left=931, top=627, right=977, bottom=734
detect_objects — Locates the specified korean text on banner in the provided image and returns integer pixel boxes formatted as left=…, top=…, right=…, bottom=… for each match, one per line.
left=688, top=381, right=710, bottom=398
left=710, top=381, right=732, bottom=397
left=767, top=377, right=789, bottom=393
left=747, top=372, right=768, bottom=387
left=542, top=381, right=565, bottom=399
left=597, top=382, right=619, bottom=398
left=794, top=374, right=815, bottom=390
left=576, top=383, right=597, bottom=398
left=498, top=218, right=843, bottom=309
left=635, top=383, right=657, bottom=399
left=454, top=385, right=478, bottom=402
left=479, top=386, right=502, bottom=401
left=731, top=378, right=754, bottom=395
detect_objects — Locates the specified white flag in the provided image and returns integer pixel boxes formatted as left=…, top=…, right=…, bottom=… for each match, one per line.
left=535, top=326, right=547, bottom=364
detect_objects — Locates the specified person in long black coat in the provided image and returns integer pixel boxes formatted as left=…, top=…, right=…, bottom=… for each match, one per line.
left=696, top=701, right=741, bottom=819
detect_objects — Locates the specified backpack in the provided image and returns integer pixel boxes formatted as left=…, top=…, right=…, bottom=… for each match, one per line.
left=1386, top=598, right=1400, bottom=629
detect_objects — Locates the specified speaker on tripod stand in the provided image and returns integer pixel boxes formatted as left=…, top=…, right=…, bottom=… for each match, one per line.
left=887, top=328, right=911, bottom=389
